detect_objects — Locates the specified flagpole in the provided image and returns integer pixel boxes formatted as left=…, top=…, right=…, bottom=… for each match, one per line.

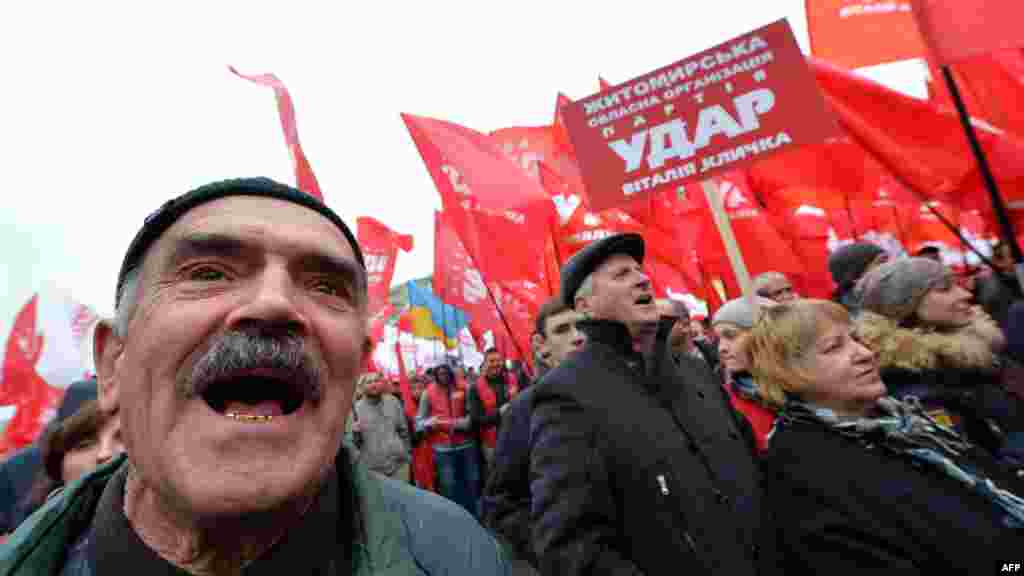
left=484, top=287, right=528, bottom=373
left=701, top=179, right=756, bottom=314
left=940, top=65, right=1024, bottom=288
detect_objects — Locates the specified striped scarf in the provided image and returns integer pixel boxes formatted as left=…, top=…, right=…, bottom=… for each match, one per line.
left=783, top=396, right=1024, bottom=528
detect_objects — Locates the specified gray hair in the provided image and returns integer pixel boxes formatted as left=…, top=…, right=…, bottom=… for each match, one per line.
left=575, top=272, right=595, bottom=302
left=752, top=271, right=788, bottom=296
left=113, top=268, right=141, bottom=338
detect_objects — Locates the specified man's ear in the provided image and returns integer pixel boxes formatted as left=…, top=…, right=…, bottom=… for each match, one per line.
left=93, top=320, right=123, bottom=414
left=575, top=294, right=592, bottom=319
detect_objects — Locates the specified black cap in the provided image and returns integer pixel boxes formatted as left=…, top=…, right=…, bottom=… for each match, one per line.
left=56, top=378, right=98, bottom=422
left=115, top=177, right=364, bottom=306
left=828, top=242, right=884, bottom=288
left=560, top=233, right=645, bottom=308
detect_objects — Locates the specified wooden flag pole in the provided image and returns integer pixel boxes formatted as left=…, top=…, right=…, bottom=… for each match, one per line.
left=701, top=179, right=757, bottom=315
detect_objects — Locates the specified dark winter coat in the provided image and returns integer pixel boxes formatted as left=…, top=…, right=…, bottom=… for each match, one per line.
left=765, top=415, right=1024, bottom=574
left=528, top=318, right=771, bottom=576
left=481, top=386, right=537, bottom=566
left=0, top=449, right=509, bottom=575
left=974, top=270, right=1022, bottom=329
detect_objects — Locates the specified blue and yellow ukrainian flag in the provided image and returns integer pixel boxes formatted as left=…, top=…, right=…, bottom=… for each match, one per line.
left=404, top=281, right=468, bottom=349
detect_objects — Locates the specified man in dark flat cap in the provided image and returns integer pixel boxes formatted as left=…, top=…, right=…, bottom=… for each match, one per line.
left=0, top=178, right=507, bottom=575
left=529, top=233, right=770, bottom=576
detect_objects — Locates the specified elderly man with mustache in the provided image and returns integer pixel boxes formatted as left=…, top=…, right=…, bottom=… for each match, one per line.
left=0, top=178, right=508, bottom=575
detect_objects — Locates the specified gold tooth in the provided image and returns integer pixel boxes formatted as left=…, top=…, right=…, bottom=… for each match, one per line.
left=223, top=412, right=273, bottom=422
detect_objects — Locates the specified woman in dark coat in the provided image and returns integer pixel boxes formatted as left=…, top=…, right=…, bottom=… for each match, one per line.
left=748, top=299, right=1024, bottom=573
left=855, top=257, right=1024, bottom=468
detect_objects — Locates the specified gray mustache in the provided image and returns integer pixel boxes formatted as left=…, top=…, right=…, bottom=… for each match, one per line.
left=183, top=330, right=322, bottom=402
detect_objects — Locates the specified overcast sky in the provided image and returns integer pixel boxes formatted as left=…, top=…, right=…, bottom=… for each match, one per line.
left=0, top=1, right=927, bottom=338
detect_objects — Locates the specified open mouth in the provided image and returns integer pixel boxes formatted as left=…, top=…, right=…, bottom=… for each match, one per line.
left=200, top=372, right=306, bottom=423
left=856, top=368, right=878, bottom=379
left=635, top=294, right=654, bottom=306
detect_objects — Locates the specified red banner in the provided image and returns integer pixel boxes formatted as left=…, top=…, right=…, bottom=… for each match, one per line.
left=433, top=211, right=520, bottom=357
left=356, top=217, right=413, bottom=314
left=926, top=50, right=1024, bottom=138
left=229, top=66, right=323, bottom=200
left=806, top=0, right=926, bottom=68
left=403, top=114, right=556, bottom=359
left=562, top=20, right=840, bottom=212
left=0, top=296, right=63, bottom=454
left=811, top=57, right=1024, bottom=218
left=912, top=0, right=1024, bottom=65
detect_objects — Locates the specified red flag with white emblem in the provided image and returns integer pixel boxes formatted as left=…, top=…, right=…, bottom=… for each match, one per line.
left=0, top=292, right=98, bottom=455
left=356, top=217, right=413, bottom=314
left=404, top=114, right=554, bottom=359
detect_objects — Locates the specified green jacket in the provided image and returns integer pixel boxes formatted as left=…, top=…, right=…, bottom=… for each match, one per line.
left=0, top=452, right=507, bottom=575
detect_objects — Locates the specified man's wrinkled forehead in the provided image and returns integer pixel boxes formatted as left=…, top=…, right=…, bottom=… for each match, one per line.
left=147, top=197, right=364, bottom=285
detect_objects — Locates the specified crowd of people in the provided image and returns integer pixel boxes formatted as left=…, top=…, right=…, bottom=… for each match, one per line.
left=0, top=176, right=1022, bottom=574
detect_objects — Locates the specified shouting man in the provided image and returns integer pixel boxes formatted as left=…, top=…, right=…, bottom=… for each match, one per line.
left=0, top=178, right=507, bottom=575
left=529, top=233, right=770, bottom=575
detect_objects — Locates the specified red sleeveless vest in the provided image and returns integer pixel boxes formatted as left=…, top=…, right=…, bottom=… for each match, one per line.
left=426, top=382, right=469, bottom=446
left=475, top=374, right=520, bottom=449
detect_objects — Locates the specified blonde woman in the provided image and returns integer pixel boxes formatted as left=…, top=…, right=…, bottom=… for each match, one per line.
left=749, top=299, right=1024, bottom=573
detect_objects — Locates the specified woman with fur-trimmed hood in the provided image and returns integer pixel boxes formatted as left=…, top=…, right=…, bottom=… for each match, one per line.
left=855, top=257, right=1024, bottom=467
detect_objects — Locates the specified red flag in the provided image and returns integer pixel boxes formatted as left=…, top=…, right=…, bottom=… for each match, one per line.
left=229, top=66, right=323, bottom=200
left=394, top=342, right=417, bottom=420
left=0, top=296, right=62, bottom=455
left=433, top=210, right=520, bottom=358
left=926, top=49, right=1024, bottom=138
left=552, top=93, right=575, bottom=153
left=490, top=122, right=705, bottom=296
left=912, top=0, right=1024, bottom=65
left=810, top=57, right=1024, bottom=218
left=684, top=171, right=806, bottom=300
left=806, top=0, right=926, bottom=68
left=403, top=114, right=553, bottom=359
left=356, top=217, right=413, bottom=314
left=368, top=303, right=395, bottom=348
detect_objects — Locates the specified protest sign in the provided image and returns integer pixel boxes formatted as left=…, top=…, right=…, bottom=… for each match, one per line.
left=562, top=19, right=840, bottom=212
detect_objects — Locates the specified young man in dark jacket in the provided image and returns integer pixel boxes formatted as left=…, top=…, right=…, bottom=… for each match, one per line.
left=529, top=233, right=771, bottom=576
left=482, top=297, right=584, bottom=574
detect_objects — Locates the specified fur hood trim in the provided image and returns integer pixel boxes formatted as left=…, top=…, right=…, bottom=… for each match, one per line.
left=853, top=312, right=996, bottom=373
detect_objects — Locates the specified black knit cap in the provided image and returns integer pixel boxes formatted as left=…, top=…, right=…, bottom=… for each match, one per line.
left=827, top=242, right=884, bottom=289
left=115, top=177, right=364, bottom=305
left=560, top=233, right=645, bottom=308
